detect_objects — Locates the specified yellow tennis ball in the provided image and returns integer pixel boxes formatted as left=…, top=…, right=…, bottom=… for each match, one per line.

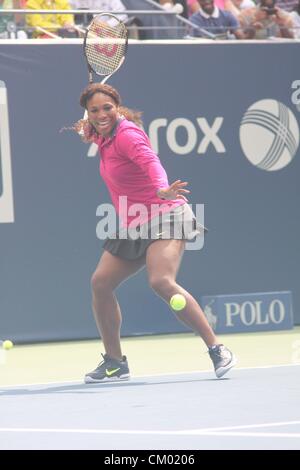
left=170, top=294, right=186, bottom=311
left=2, top=340, right=13, bottom=350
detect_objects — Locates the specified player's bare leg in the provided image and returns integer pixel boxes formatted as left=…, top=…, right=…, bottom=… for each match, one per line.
left=91, top=251, right=145, bottom=360
left=146, top=239, right=236, bottom=377
left=146, top=239, right=217, bottom=347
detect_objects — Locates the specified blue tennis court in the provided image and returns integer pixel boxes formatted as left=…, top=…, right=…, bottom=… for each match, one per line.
left=1, top=364, right=299, bottom=450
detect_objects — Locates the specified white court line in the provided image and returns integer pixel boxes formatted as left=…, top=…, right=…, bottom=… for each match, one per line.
left=196, top=432, right=300, bottom=438
left=181, top=420, right=300, bottom=433
left=0, top=362, right=299, bottom=389
left=0, top=421, right=300, bottom=438
left=137, top=362, right=300, bottom=378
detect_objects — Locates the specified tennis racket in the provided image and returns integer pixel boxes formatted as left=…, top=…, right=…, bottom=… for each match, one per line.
left=82, top=13, right=128, bottom=120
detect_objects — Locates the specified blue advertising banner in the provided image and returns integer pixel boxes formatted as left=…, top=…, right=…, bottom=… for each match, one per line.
left=201, top=291, right=294, bottom=334
left=0, top=42, right=299, bottom=342
left=0, top=81, right=14, bottom=223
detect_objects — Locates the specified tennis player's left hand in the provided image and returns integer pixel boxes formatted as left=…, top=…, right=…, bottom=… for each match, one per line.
left=157, top=180, right=190, bottom=201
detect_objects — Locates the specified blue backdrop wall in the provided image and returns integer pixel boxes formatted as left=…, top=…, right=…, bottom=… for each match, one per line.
left=0, top=42, right=299, bottom=342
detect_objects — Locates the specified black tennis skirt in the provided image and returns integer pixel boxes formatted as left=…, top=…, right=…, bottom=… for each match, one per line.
left=103, top=203, right=206, bottom=260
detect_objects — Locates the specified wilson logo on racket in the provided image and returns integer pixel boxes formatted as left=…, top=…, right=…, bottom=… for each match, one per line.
left=93, top=26, right=118, bottom=57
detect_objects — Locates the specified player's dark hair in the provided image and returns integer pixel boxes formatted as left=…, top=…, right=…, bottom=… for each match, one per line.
left=63, top=84, right=143, bottom=141
left=80, top=83, right=143, bottom=128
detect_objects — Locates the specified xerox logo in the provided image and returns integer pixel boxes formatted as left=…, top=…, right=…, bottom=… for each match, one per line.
left=148, top=117, right=226, bottom=155
left=239, top=99, right=299, bottom=171
left=86, top=99, right=299, bottom=172
left=86, top=117, right=226, bottom=157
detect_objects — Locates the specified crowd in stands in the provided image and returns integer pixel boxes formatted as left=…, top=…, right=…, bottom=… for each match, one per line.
left=0, top=0, right=128, bottom=37
left=187, top=0, right=295, bottom=38
left=0, top=0, right=27, bottom=37
left=0, top=0, right=299, bottom=39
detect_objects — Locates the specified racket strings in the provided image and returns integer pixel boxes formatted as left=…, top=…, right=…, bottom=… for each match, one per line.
left=85, top=20, right=127, bottom=76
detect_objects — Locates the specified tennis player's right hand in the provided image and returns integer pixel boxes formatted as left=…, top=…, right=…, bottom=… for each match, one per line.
left=157, top=180, right=190, bottom=201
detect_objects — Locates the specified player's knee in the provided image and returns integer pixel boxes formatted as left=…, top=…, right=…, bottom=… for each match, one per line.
left=91, top=271, right=111, bottom=294
left=149, top=275, right=173, bottom=296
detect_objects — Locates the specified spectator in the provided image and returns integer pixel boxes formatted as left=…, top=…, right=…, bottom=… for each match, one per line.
left=154, top=0, right=189, bottom=18
left=173, top=1, right=189, bottom=17
left=26, top=0, right=77, bottom=37
left=189, top=0, right=244, bottom=37
left=187, top=0, right=240, bottom=18
left=0, top=0, right=27, bottom=38
left=276, top=0, right=298, bottom=12
left=239, top=0, right=294, bottom=38
left=232, top=0, right=256, bottom=11
left=69, top=0, right=128, bottom=25
left=155, top=0, right=174, bottom=5
left=290, top=0, right=300, bottom=37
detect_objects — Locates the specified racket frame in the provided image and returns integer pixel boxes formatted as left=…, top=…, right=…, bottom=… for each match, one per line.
left=83, top=13, right=128, bottom=84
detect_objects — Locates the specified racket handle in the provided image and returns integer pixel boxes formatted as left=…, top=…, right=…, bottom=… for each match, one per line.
left=101, top=75, right=110, bottom=85
left=77, top=110, right=88, bottom=137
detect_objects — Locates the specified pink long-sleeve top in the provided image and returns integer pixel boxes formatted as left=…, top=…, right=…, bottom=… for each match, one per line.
left=94, top=119, right=184, bottom=227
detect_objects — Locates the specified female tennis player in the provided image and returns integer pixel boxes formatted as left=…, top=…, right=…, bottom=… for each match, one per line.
left=74, top=83, right=236, bottom=382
